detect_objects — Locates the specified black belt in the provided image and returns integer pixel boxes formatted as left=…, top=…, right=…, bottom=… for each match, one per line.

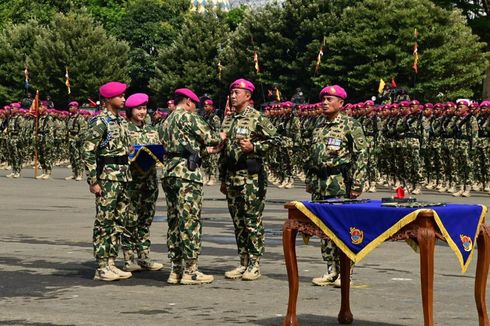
left=228, top=160, right=248, bottom=172
left=99, top=155, right=128, bottom=165
left=317, top=164, right=350, bottom=178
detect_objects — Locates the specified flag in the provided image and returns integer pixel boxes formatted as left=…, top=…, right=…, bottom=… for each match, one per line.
left=65, top=67, right=71, bottom=94
left=24, top=65, right=29, bottom=90
left=217, top=61, right=223, bottom=80
left=29, top=90, right=39, bottom=117
left=378, top=79, right=385, bottom=94
left=315, top=36, right=326, bottom=74
left=391, top=78, right=397, bottom=88
left=253, top=51, right=260, bottom=74
left=412, top=29, right=419, bottom=74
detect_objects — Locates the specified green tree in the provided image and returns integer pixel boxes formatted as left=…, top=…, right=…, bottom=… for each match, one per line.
left=321, top=0, right=488, bottom=102
left=29, top=11, right=130, bottom=105
left=0, top=21, right=47, bottom=103
left=150, top=9, right=230, bottom=107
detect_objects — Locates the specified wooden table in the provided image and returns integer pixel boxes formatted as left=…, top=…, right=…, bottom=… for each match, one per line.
left=282, top=202, right=490, bottom=326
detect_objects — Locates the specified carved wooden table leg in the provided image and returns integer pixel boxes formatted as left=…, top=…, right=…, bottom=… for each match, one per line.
left=338, top=251, right=353, bottom=324
left=283, top=222, right=299, bottom=326
left=417, top=215, right=436, bottom=326
left=475, top=225, right=490, bottom=326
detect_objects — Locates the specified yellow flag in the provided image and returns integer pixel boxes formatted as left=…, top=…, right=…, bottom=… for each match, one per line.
left=378, top=79, right=385, bottom=93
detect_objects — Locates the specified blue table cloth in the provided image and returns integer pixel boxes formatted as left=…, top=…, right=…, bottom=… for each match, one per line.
left=293, top=200, right=487, bottom=273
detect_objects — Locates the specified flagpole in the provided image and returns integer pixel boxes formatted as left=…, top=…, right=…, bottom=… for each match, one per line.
left=33, top=90, right=40, bottom=178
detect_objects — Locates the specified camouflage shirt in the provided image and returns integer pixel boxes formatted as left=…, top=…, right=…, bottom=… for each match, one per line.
left=219, top=105, right=277, bottom=186
left=127, top=120, right=160, bottom=178
left=67, top=113, right=88, bottom=140
left=306, top=112, right=367, bottom=194
left=160, top=106, right=221, bottom=183
left=83, top=108, right=132, bottom=185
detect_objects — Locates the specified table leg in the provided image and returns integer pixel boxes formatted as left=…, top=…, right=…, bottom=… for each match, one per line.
left=338, top=251, right=353, bottom=324
left=475, top=225, right=490, bottom=326
left=283, top=224, right=299, bottom=326
left=417, top=218, right=435, bottom=326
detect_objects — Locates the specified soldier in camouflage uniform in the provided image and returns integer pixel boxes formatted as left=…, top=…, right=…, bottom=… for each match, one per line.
left=304, top=85, right=367, bottom=287
left=83, top=81, right=133, bottom=282
left=6, top=103, right=25, bottom=178
left=36, top=102, right=56, bottom=179
left=201, top=99, right=222, bottom=186
left=65, top=101, right=88, bottom=181
left=160, top=88, right=224, bottom=285
left=0, top=108, right=7, bottom=168
left=475, top=101, right=490, bottom=192
left=220, top=78, right=278, bottom=281
left=120, top=93, right=164, bottom=273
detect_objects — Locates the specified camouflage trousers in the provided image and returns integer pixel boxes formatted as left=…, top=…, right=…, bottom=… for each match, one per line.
left=311, top=192, right=340, bottom=269
left=38, top=137, right=55, bottom=171
left=7, top=137, right=22, bottom=173
left=68, top=139, right=84, bottom=177
left=226, top=174, right=266, bottom=258
left=454, top=140, right=473, bottom=186
left=121, top=171, right=159, bottom=255
left=93, top=180, right=130, bottom=263
left=162, top=177, right=203, bottom=263
left=202, top=153, right=219, bottom=178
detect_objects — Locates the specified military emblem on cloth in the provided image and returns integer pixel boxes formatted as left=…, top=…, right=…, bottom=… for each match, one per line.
left=350, top=227, right=363, bottom=245
left=460, top=234, right=473, bottom=252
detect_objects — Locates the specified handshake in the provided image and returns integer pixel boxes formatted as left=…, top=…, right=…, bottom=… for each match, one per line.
left=207, top=132, right=228, bottom=154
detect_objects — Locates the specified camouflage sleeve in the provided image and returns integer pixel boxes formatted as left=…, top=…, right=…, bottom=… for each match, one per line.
left=252, top=114, right=278, bottom=155
left=187, top=113, right=221, bottom=147
left=350, top=120, right=368, bottom=192
left=83, top=117, right=106, bottom=185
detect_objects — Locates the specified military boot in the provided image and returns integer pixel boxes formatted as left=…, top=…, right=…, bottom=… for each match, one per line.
left=484, top=183, right=490, bottom=193
left=368, top=183, right=376, bottom=193
left=12, top=172, right=20, bottom=178
left=137, top=250, right=163, bottom=271
left=42, top=171, right=51, bottom=180
left=438, top=181, right=449, bottom=192
left=35, top=170, right=46, bottom=179
left=207, top=176, right=216, bottom=186
left=167, top=260, right=184, bottom=284
left=75, top=175, right=83, bottom=181
left=333, top=265, right=354, bottom=288
left=180, top=261, right=214, bottom=285
left=108, top=258, right=132, bottom=279
left=411, top=185, right=422, bottom=195
left=452, top=185, right=464, bottom=197
left=202, top=175, right=209, bottom=185
left=461, top=187, right=472, bottom=197
left=312, top=264, right=339, bottom=286
left=242, top=257, right=261, bottom=281
left=64, top=175, right=75, bottom=180
left=224, top=255, right=248, bottom=279
left=284, top=177, right=294, bottom=189
left=425, top=180, right=435, bottom=190
left=94, top=259, right=120, bottom=281
left=123, top=250, right=142, bottom=272
left=447, top=183, right=457, bottom=193
left=472, top=183, right=482, bottom=191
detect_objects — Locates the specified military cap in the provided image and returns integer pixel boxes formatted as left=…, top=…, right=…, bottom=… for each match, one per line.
left=125, top=93, right=149, bottom=108
left=424, top=103, right=433, bottom=109
left=10, top=102, right=21, bottom=108
left=175, top=88, right=199, bottom=103
left=99, top=81, right=127, bottom=98
left=229, top=78, right=255, bottom=93
left=410, top=100, right=420, bottom=105
left=68, top=101, right=79, bottom=107
left=456, top=100, right=469, bottom=106
left=480, top=101, right=490, bottom=107
left=319, top=85, right=347, bottom=99
left=364, top=100, right=375, bottom=106
left=167, top=99, right=174, bottom=105
left=399, top=101, right=410, bottom=107
left=470, top=102, right=479, bottom=109
left=204, top=99, right=213, bottom=105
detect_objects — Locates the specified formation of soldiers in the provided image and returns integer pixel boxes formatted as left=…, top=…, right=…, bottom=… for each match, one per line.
left=2, top=96, right=490, bottom=199
left=263, top=99, right=490, bottom=197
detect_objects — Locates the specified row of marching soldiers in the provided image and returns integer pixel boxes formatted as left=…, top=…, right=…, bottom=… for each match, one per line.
left=263, top=99, right=490, bottom=197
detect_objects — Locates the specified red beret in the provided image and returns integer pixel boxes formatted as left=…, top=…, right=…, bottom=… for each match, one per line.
left=204, top=99, right=214, bottom=106
left=125, top=93, right=149, bottom=108
left=99, top=81, right=127, bottom=98
left=68, top=101, right=79, bottom=107
left=229, top=78, right=255, bottom=93
left=175, top=88, right=199, bottom=103
left=319, top=85, right=347, bottom=100
left=480, top=101, right=490, bottom=107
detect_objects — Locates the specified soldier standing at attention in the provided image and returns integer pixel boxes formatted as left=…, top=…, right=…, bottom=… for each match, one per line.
left=5, top=103, right=24, bottom=178
left=83, top=81, right=133, bottom=282
left=36, top=102, right=56, bottom=180
left=120, top=93, right=164, bottom=273
left=304, top=85, right=367, bottom=287
left=201, top=99, right=222, bottom=186
left=220, top=79, right=278, bottom=281
left=160, top=88, right=225, bottom=285
left=65, top=101, right=88, bottom=181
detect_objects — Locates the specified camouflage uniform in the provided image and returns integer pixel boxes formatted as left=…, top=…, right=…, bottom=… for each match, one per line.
left=219, top=105, right=277, bottom=267
left=37, top=113, right=56, bottom=176
left=122, top=120, right=161, bottom=266
left=201, top=111, right=221, bottom=183
left=305, top=112, right=367, bottom=274
left=6, top=113, right=25, bottom=175
left=66, top=112, right=88, bottom=178
left=83, top=108, right=132, bottom=267
left=160, top=106, right=221, bottom=272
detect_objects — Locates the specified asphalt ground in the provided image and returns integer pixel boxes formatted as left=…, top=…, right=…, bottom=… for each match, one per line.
left=0, top=167, right=489, bottom=326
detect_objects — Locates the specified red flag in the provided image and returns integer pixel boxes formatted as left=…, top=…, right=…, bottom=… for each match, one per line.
left=253, top=51, right=260, bottom=73
left=412, top=29, right=419, bottom=73
left=29, top=90, right=40, bottom=117
left=391, top=78, right=397, bottom=88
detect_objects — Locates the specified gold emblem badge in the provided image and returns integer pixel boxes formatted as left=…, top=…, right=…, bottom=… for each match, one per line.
left=330, top=87, right=336, bottom=94
left=460, top=234, right=473, bottom=252
left=240, top=81, right=246, bottom=88
left=350, top=227, right=363, bottom=245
